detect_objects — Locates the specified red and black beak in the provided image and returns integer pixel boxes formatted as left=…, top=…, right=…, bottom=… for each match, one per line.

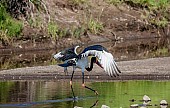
left=95, top=60, right=103, bottom=68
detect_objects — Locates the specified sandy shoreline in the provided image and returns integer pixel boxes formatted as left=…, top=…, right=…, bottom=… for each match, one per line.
left=0, top=57, right=170, bottom=80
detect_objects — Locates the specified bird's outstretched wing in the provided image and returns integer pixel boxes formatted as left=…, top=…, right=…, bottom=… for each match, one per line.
left=80, top=45, right=121, bottom=77
left=54, top=47, right=78, bottom=61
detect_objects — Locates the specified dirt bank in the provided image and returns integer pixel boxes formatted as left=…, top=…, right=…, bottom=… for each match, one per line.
left=1, top=0, right=169, bottom=52
left=0, top=57, right=170, bottom=80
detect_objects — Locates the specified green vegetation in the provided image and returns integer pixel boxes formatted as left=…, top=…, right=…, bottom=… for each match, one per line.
left=88, top=18, right=103, bottom=34
left=47, top=21, right=86, bottom=40
left=107, top=0, right=170, bottom=11
left=107, top=0, right=170, bottom=28
left=131, top=0, right=170, bottom=10
left=47, top=22, right=59, bottom=41
left=0, top=0, right=169, bottom=48
left=0, top=4, right=23, bottom=38
left=71, top=26, right=85, bottom=38
left=0, top=3, right=23, bottom=45
left=150, top=47, right=169, bottom=57
left=28, top=15, right=44, bottom=28
left=134, top=0, right=170, bottom=27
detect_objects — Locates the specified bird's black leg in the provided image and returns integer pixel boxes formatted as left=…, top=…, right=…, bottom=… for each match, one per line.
left=70, top=66, right=75, bottom=98
left=82, top=72, right=98, bottom=95
left=64, top=67, right=68, bottom=75
left=70, top=66, right=75, bottom=86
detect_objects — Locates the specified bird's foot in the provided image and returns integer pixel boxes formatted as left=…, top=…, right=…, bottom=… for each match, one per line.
left=82, top=84, right=99, bottom=95
left=82, top=83, right=85, bottom=87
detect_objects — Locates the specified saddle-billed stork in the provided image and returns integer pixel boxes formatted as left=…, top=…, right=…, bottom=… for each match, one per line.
left=53, top=45, right=121, bottom=95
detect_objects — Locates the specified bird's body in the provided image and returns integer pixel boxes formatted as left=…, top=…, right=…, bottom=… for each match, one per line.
left=53, top=45, right=121, bottom=95
left=76, top=57, right=89, bottom=69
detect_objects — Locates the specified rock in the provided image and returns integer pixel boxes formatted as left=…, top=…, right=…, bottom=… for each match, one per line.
left=160, top=100, right=168, bottom=108
left=130, top=104, right=139, bottom=108
left=101, top=104, right=110, bottom=108
left=160, top=100, right=168, bottom=105
left=143, top=95, right=151, bottom=102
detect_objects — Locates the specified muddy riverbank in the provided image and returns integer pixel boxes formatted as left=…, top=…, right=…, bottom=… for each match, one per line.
left=1, top=0, right=170, bottom=51
left=0, top=57, right=170, bottom=80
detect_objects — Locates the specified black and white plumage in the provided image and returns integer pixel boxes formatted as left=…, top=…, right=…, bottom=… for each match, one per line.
left=54, top=46, right=79, bottom=73
left=79, top=45, right=121, bottom=77
left=53, top=45, right=121, bottom=95
left=54, top=45, right=121, bottom=77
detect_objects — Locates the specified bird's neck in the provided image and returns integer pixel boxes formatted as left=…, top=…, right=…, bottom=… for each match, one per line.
left=85, top=57, right=96, bottom=71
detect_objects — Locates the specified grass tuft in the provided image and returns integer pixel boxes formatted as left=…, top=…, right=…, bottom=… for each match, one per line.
left=88, top=18, right=103, bottom=34
left=47, top=22, right=59, bottom=41
left=0, top=4, right=23, bottom=37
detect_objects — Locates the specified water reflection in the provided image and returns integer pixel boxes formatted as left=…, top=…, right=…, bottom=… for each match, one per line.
left=0, top=37, right=170, bottom=70
left=0, top=80, right=170, bottom=108
left=0, top=50, right=57, bottom=70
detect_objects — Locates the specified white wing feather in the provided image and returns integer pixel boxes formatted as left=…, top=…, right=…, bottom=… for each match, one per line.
left=54, top=52, right=63, bottom=59
left=100, top=51, right=119, bottom=77
left=81, top=50, right=121, bottom=77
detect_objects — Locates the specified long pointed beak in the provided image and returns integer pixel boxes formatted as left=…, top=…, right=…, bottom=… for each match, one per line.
left=95, top=60, right=103, bottom=68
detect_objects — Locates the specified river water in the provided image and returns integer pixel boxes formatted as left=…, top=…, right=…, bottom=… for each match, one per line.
left=0, top=80, right=169, bottom=108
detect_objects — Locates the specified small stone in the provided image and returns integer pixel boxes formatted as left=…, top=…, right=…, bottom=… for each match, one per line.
left=143, top=95, right=151, bottom=102
left=160, top=100, right=168, bottom=105
left=130, top=104, right=139, bottom=108
left=101, top=105, right=110, bottom=108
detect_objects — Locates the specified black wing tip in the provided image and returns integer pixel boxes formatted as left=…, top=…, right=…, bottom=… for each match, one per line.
left=117, top=68, right=121, bottom=73
left=115, top=64, right=121, bottom=74
left=110, top=74, right=117, bottom=77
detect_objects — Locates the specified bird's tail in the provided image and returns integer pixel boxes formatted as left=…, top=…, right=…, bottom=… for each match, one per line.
left=58, top=63, right=71, bottom=67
